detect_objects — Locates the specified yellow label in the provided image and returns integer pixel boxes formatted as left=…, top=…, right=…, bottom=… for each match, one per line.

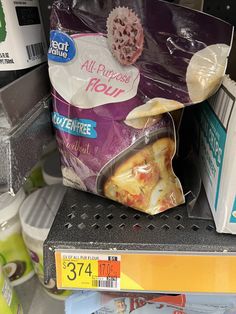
left=61, top=258, right=98, bottom=289
left=56, top=251, right=236, bottom=293
left=56, top=252, right=121, bottom=290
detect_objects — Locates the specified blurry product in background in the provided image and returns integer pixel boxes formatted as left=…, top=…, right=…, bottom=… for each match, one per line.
left=42, top=150, right=63, bottom=185
left=19, top=184, right=71, bottom=300
left=23, top=163, right=46, bottom=195
left=168, top=0, right=203, bottom=10
left=0, top=189, right=34, bottom=286
left=0, top=265, right=23, bottom=314
left=192, top=76, right=236, bottom=233
left=66, top=291, right=236, bottom=314
left=24, top=144, right=62, bottom=194
left=0, top=0, right=47, bottom=88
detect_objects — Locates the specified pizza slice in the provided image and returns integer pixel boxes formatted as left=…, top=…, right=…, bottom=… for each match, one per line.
left=104, top=137, right=184, bottom=214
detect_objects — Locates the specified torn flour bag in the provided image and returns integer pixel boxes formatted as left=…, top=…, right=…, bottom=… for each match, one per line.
left=48, top=0, right=233, bottom=214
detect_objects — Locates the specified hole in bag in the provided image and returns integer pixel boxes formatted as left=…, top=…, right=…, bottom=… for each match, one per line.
left=92, top=223, right=99, bottom=230
left=78, top=223, right=86, bottom=230
left=192, top=225, right=200, bottom=231
left=119, top=223, right=125, bottom=229
left=147, top=224, right=155, bottom=230
left=133, top=224, right=142, bottom=231
left=175, top=214, right=182, bottom=221
left=94, top=214, right=101, bottom=220
left=206, top=225, right=215, bottom=231
left=176, top=224, right=184, bottom=230
left=64, top=222, right=72, bottom=229
left=105, top=224, right=113, bottom=230
left=120, top=214, right=128, bottom=219
left=134, top=214, right=141, bottom=220
left=107, top=214, right=114, bottom=220
left=81, top=213, right=88, bottom=220
left=161, top=224, right=170, bottom=231
left=147, top=215, right=154, bottom=220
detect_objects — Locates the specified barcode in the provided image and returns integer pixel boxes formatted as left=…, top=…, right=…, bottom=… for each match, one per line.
left=92, top=278, right=118, bottom=289
left=208, top=86, right=235, bottom=129
left=2, top=279, right=12, bottom=306
left=26, top=42, right=44, bottom=60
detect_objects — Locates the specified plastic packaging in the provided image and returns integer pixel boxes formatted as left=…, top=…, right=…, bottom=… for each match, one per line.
left=19, top=184, right=71, bottom=300
left=65, top=292, right=236, bottom=314
left=48, top=0, right=233, bottom=215
left=0, top=265, right=23, bottom=314
left=0, top=189, right=34, bottom=286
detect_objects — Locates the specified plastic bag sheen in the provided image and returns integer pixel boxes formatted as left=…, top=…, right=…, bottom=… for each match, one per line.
left=48, top=0, right=233, bottom=214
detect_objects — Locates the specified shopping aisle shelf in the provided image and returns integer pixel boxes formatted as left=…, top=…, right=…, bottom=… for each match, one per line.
left=44, top=188, right=236, bottom=294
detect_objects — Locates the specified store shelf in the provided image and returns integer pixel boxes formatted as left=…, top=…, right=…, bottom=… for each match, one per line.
left=43, top=187, right=236, bottom=294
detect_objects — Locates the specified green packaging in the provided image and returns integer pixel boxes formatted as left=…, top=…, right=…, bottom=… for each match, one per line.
left=20, top=185, right=71, bottom=299
left=0, top=266, right=23, bottom=314
left=0, top=189, right=34, bottom=285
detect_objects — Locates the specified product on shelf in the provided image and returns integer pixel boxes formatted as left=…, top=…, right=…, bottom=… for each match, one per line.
left=48, top=0, right=233, bottom=215
left=42, top=150, right=63, bottom=185
left=0, top=265, right=23, bottom=314
left=0, top=0, right=47, bottom=88
left=66, top=291, right=236, bottom=314
left=19, top=184, right=71, bottom=300
left=193, top=76, right=236, bottom=234
left=0, top=189, right=34, bottom=286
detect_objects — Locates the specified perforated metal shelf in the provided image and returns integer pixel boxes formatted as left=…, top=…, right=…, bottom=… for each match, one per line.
left=44, top=187, right=236, bottom=293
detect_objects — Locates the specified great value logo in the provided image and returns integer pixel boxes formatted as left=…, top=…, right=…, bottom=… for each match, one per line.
left=48, top=31, right=76, bottom=63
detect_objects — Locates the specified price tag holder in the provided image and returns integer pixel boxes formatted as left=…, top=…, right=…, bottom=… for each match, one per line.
left=55, top=251, right=121, bottom=290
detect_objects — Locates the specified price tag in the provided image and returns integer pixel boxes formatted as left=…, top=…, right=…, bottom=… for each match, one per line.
left=55, top=252, right=121, bottom=290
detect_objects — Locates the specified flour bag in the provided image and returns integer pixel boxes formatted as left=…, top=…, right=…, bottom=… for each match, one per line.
left=48, top=0, right=233, bottom=214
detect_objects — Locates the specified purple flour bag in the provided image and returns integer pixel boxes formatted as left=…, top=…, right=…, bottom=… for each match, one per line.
left=48, top=0, right=233, bottom=215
